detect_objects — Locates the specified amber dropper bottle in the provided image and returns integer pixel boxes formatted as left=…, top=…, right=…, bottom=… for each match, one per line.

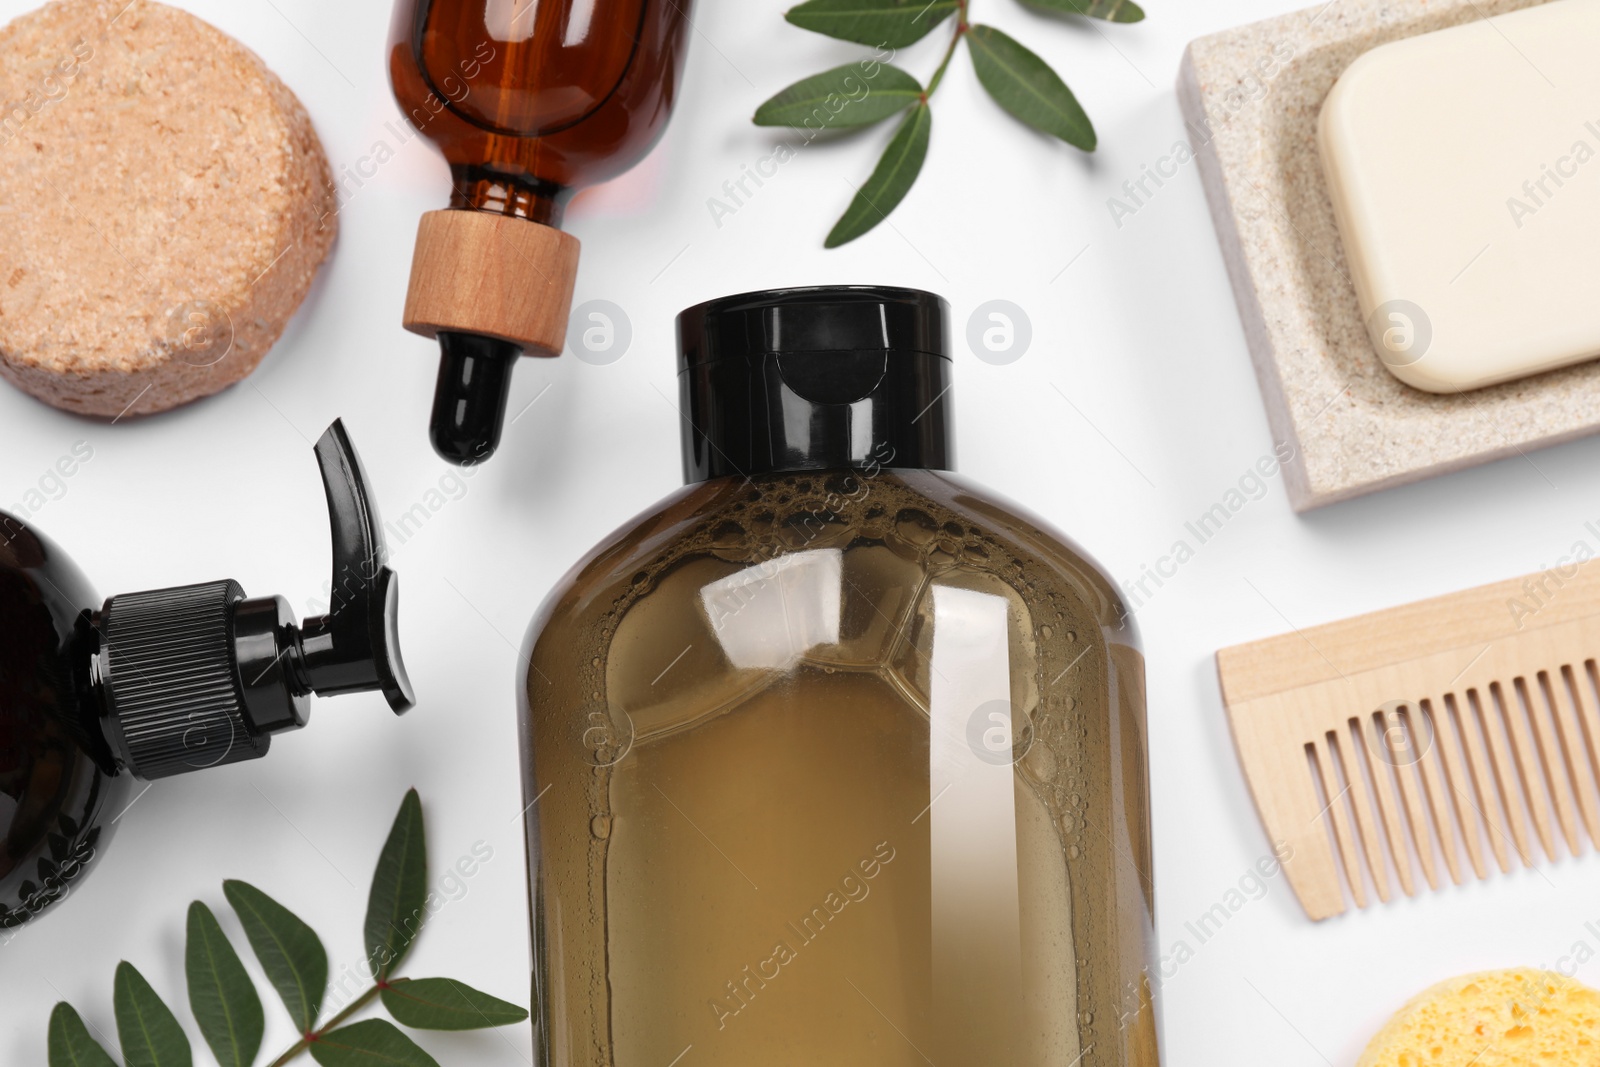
left=389, top=0, right=694, bottom=463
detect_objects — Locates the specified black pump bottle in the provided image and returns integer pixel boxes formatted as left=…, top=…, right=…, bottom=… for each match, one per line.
left=0, top=421, right=413, bottom=931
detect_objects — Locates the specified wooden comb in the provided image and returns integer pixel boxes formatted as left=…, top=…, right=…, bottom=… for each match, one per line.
left=1217, top=561, right=1600, bottom=919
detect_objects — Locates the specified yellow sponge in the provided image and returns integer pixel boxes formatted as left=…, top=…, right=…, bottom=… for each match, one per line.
left=1358, top=969, right=1600, bottom=1067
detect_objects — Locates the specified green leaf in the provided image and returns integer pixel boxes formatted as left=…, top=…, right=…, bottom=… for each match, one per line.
left=223, top=880, right=328, bottom=1033
left=186, top=901, right=265, bottom=1067
left=307, top=1020, right=440, bottom=1067
left=48, top=1003, right=118, bottom=1067
left=966, top=25, right=1096, bottom=150
left=364, top=788, right=427, bottom=981
left=1020, top=0, right=1145, bottom=21
left=786, top=0, right=958, bottom=47
left=380, top=978, right=530, bottom=1031
left=825, top=102, right=932, bottom=247
left=113, top=962, right=192, bottom=1067
left=754, top=63, right=923, bottom=130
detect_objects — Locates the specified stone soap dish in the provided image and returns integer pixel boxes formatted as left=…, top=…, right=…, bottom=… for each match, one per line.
left=1178, top=0, right=1594, bottom=511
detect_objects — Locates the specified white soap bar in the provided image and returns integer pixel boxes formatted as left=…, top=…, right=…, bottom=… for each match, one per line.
left=1319, top=0, right=1600, bottom=393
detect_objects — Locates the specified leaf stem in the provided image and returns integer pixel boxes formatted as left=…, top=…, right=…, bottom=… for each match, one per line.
left=264, top=984, right=383, bottom=1067
left=923, top=0, right=970, bottom=98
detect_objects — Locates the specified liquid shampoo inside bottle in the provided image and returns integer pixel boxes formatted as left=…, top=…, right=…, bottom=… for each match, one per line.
left=0, top=421, right=412, bottom=931
left=517, top=287, right=1163, bottom=1066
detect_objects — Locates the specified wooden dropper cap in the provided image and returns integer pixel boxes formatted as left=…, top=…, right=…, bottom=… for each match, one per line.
left=403, top=210, right=581, bottom=354
left=401, top=210, right=581, bottom=462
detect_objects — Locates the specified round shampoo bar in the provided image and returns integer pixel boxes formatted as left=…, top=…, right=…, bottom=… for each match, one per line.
left=0, top=0, right=335, bottom=417
left=1319, top=0, right=1600, bottom=393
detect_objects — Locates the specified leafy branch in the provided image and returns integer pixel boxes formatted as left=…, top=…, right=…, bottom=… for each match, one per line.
left=754, top=0, right=1145, bottom=246
left=46, top=790, right=527, bottom=1067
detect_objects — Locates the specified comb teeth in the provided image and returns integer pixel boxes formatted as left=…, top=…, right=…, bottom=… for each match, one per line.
left=1303, top=675, right=1600, bottom=910
left=1217, top=567, right=1600, bottom=919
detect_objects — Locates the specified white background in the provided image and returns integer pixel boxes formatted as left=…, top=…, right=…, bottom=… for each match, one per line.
left=5, top=0, right=1599, bottom=1064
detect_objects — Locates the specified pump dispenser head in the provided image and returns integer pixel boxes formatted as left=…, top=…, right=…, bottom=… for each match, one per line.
left=94, top=420, right=413, bottom=780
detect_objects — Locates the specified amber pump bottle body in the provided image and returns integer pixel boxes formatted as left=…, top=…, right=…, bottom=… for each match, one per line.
left=389, top=0, right=694, bottom=463
left=517, top=288, right=1162, bottom=1066
left=0, top=423, right=412, bottom=932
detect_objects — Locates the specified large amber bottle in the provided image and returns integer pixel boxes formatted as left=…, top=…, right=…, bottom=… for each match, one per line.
left=517, top=287, right=1162, bottom=1066
left=388, top=0, right=693, bottom=463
